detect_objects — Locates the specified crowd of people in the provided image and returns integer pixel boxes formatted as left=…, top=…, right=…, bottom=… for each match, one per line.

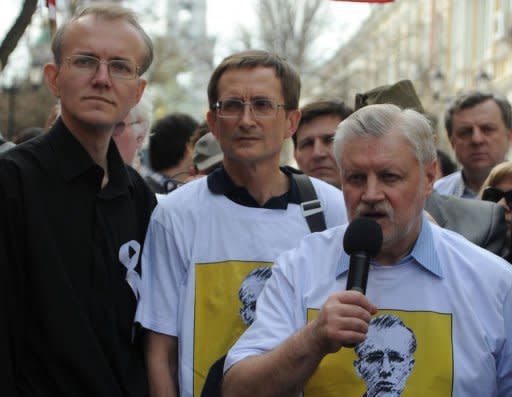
left=1, top=3, right=512, bottom=397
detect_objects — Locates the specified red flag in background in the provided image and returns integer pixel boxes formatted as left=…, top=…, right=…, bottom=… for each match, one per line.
left=46, top=0, right=57, bottom=35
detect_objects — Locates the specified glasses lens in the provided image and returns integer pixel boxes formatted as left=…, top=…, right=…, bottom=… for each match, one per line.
left=70, top=55, right=98, bottom=71
left=482, top=187, right=504, bottom=203
left=109, top=60, right=137, bottom=79
left=68, top=55, right=137, bottom=79
left=219, top=100, right=244, bottom=117
left=251, top=99, right=276, bottom=117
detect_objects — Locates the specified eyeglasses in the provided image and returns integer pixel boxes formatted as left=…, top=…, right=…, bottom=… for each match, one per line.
left=214, top=98, right=286, bottom=119
left=64, top=55, right=140, bottom=80
left=482, top=186, right=512, bottom=207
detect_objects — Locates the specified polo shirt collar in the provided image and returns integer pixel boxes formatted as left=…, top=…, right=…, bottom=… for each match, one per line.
left=47, top=117, right=132, bottom=197
left=207, top=165, right=302, bottom=209
left=336, top=212, right=443, bottom=279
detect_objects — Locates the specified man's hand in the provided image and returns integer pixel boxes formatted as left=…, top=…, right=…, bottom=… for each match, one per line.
left=308, top=290, right=378, bottom=355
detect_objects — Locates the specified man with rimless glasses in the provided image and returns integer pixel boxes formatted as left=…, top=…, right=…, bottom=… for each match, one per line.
left=0, top=4, right=156, bottom=396
left=135, top=50, right=347, bottom=397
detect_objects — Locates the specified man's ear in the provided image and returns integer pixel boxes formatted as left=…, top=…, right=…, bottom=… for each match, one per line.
left=425, top=159, right=438, bottom=196
left=134, top=78, right=147, bottom=104
left=44, top=63, right=60, bottom=98
left=285, top=109, right=301, bottom=140
left=206, top=110, right=218, bottom=139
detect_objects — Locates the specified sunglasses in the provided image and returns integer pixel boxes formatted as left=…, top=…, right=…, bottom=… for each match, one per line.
left=482, top=187, right=512, bottom=207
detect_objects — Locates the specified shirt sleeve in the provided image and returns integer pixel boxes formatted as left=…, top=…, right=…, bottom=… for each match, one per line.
left=224, top=247, right=303, bottom=372
left=0, top=159, right=24, bottom=396
left=497, top=284, right=512, bottom=394
left=135, top=204, right=185, bottom=336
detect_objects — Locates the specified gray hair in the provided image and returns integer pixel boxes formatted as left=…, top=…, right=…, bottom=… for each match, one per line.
left=51, top=3, right=154, bottom=74
left=129, top=95, right=153, bottom=139
left=333, top=104, right=437, bottom=169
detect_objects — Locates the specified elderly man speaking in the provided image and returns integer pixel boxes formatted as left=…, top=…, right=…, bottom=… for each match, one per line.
left=222, top=104, right=512, bottom=397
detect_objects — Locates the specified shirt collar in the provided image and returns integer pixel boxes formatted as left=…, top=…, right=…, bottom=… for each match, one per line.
left=207, top=165, right=302, bottom=208
left=460, top=170, right=477, bottom=198
left=336, top=212, right=443, bottom=279
left=47, top=117, right=132, bottom=197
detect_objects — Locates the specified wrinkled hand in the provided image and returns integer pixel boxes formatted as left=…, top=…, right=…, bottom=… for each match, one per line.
left=309, top=291, right=377, bottom=355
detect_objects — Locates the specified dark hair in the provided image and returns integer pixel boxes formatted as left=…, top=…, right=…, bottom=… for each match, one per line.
left=190, top=121, right=210, bottom=147
left=293, top=100, right=353, bottom=147
left=207, top=50, right=301, bottom=111
left=436, top=149, right=458, bottom=177
left=149, top=113, right=199, bottom=171
left=444, top=91, right=512, bottom=136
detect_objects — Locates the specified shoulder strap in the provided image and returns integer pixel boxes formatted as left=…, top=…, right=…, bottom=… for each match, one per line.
left=292, top=173, right=326, bottom=233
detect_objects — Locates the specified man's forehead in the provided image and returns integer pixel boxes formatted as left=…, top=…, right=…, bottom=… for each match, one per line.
left=61, top=15, right=144, bottom=59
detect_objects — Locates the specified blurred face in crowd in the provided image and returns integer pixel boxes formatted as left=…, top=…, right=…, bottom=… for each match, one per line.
left=207, top=66, right=300, bottom=169
left=112, top=113, right=146, bottom=165
left=339, top=129, right=436, bottom=263
left=44, top=15, right=146, bottom=135
left=450, top=99, right=512, bottom=180
left=487, top=175, right=512, bottom=227
left=295, top=115, right=342, bottom=188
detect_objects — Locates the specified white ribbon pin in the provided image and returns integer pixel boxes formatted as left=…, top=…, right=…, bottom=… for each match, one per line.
left=118, top=240, right=142, bottom=301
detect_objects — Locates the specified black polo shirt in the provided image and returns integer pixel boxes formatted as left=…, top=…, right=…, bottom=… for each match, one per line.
left=207, top=165, right=302, bottom=208
left=0, top=118, right=156, bottom=397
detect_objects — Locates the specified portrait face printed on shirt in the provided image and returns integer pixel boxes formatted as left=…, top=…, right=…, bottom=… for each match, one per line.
left=238, top=266, right=272, bottom=326
left=354, top=315, right=416, bottom=397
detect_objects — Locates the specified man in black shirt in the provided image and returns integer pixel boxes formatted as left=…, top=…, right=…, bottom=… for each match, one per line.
left=0, top=4, right=156, bottom=396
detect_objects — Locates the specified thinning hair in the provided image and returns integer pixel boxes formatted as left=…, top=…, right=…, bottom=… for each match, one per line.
left=445, top=91, right=512, bottom=136
left=207, top=50, right=301, bottom=111
left=129, top=95, right=153, bottom=139
left=51, top=3, right=154, bottom=74
left=333, top=104, right=437, bottom=169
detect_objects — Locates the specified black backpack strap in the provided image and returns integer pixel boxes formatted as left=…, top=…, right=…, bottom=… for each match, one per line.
left=292, top=173, right=326, bottom=233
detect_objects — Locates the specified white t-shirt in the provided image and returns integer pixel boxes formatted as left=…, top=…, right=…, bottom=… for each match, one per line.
left=226, top=216, right=512, bottom=397
left=135, top=175, right=347, bottom=397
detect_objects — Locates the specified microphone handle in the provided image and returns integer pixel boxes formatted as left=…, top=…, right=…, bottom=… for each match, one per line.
left=346, top=251, right=370, bottom=294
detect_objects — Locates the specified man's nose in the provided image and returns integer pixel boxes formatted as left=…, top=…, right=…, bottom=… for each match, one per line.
left=379, top=355, right=393, bottom=378
left=470, top=126, right=486, bottom=143
left=361, top=177, right=384, bottom=202
left=312, top=140, right=327, bottom=158
left=239, top=103, right=256, bottom=126
left=91, top=62, right=112, bottom=86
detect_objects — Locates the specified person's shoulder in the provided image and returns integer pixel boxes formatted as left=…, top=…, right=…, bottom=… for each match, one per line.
left=308, top=176, right=343, bottom=199
left=0, top=134, right=48, bottom=171
left=433, top=171, right=460, bottom=191
left=155, top=176, right=210, bottom=210
left=433, top=223, right=511, bottom=269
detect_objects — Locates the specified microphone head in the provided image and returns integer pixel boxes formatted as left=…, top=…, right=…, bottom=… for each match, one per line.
left=343, top=217, right=383, bottom=257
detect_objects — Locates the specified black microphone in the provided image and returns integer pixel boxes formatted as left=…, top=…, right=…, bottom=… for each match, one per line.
left=343, top=217, right=383, bottom=294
